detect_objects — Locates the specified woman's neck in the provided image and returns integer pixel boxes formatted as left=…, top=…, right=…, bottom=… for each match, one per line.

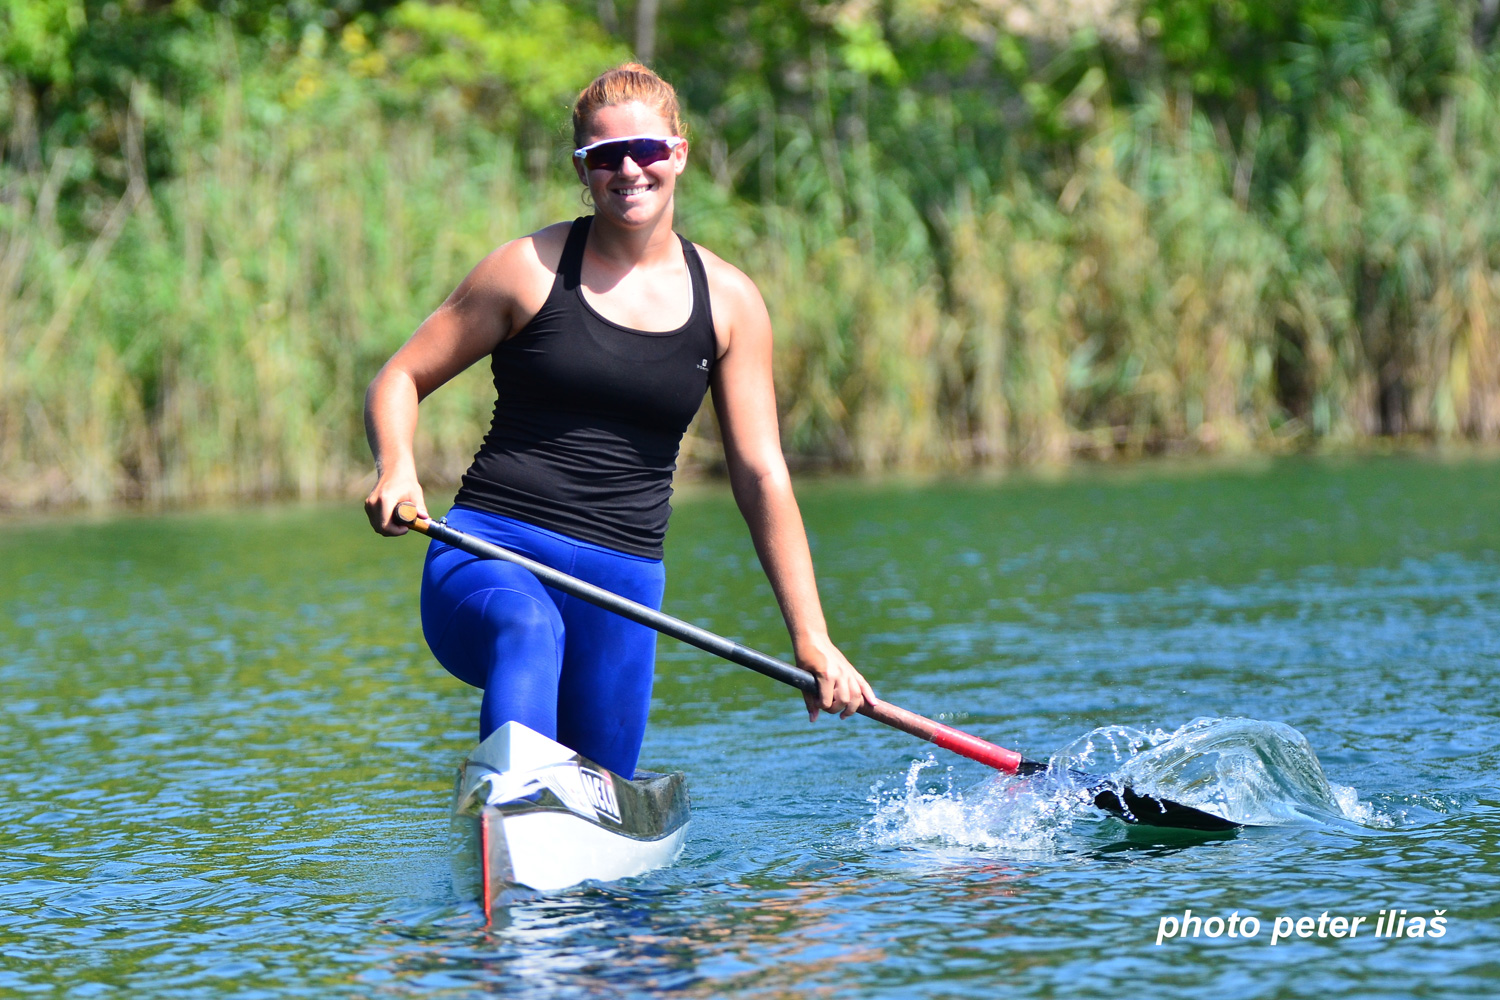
left=587, top=207, right=678, bottom=267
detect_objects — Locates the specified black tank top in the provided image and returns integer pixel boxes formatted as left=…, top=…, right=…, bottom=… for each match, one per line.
left=453, top=217, right=717, bottom=558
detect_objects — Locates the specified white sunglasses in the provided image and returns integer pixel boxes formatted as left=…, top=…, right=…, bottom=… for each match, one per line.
left=573, top=135, right=685, bottom=171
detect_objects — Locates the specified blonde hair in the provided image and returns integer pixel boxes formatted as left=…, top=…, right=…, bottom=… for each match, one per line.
left=572, top=63, right=686, bottom=147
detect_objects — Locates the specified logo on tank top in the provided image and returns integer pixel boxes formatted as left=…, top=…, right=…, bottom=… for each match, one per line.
left=696, top=358, right=710, bottom=372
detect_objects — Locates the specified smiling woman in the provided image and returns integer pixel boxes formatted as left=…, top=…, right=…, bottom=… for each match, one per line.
left=362, top=63, right=875, bottom=782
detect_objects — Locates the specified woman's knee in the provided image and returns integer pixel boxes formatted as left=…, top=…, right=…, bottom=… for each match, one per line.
left=421, top=551, right=563, bottom=688
left=484, top=588, right=564, bottom=648
left=443, top=587, right=561, bottom=657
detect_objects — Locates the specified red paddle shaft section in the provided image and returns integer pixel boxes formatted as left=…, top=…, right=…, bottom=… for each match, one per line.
left=861, top=702, right=1024, bottom=774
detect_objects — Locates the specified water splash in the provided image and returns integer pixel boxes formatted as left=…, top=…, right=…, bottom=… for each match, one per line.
left=1051, top=717, right=1389, bottom=827
left=863, top=718, right=1393, bottom=850
left=861, top=757, right=1088, bottom=854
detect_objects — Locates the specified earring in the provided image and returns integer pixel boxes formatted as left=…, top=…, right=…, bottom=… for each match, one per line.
left=580, top=187, right=594, bottom=208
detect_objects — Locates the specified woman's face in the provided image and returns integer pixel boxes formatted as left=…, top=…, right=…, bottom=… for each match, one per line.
left=575, top=101, right=688, bottom=228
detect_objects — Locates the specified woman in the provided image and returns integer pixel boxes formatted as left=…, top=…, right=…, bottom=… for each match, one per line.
left=364, top=63, right=874, bottom=779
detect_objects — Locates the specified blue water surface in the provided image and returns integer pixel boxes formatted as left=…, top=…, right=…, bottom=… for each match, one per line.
left=1, top=455, right=1496, bottom=997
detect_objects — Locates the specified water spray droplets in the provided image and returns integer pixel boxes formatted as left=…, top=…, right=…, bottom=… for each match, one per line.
left=861, top=756, right=1091, bottom=854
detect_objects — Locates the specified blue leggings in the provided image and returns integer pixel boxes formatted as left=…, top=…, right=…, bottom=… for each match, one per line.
left=419, top=505, right=665, bottom=778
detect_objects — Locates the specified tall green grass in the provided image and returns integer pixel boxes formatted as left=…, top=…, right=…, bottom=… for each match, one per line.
left=3, top=61, right=1499, bottom=507
left=3, top=78, right=578, bottom=506
left=692, top=69, right=1500, bottom=470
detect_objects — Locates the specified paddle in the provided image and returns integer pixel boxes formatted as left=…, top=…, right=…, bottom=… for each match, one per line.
left=393, top=502, right=1236, bottom=831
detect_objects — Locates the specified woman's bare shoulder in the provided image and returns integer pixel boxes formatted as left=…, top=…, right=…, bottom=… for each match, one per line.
left=692, top=243, right=766, bottom=317
left=691, top=243, right=770, bottom=357
left=453, top=222, right=575, bottom=335
left=472, top=221, right=574, bottom=286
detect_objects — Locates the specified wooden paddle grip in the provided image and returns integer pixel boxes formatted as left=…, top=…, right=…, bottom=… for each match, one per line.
left=394, top=501, right=428, bottom=532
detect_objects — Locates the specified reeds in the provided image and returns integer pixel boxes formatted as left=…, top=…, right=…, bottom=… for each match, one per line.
left=2, top=76, right=577, bottom=506
left=680, top=66, right=1500, bottom=470
left=3, top=54, right=1499, bottom=507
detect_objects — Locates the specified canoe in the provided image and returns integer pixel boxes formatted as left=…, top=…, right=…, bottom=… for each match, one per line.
left=450, top=721, right=690, bottom=911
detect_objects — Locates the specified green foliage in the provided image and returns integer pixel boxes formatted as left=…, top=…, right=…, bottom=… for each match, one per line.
left=1141, top=0, right=1468, bottom=107
left=1, top=0, right=86, bottom=84
left=383, top=0, right=626, bottom=120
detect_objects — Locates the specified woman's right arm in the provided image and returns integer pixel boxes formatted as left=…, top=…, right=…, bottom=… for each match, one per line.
left=363, top=232, right=558, bottom=535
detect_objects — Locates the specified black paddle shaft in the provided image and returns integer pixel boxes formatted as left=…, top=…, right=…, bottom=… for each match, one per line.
left=392, top=503, right=1239, bottom=832
left=414, top=515, right=819, bottom=695
left=393, top=504, right=1031, bottom=770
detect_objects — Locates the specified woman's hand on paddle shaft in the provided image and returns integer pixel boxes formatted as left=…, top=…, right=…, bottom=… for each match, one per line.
left=797, top=634, right=876, bottom=722
left=364, top=470, right=428, bottom=536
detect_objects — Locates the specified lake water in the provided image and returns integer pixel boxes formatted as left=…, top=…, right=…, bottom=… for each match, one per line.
left=2, top=456, right=1497, bottom=998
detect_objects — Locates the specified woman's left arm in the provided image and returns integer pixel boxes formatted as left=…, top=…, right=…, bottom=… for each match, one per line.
left=705, top=256, right=876, bottom=721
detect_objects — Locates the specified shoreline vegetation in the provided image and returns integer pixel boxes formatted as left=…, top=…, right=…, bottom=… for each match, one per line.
left=3, top=2, right=1499, bottom=509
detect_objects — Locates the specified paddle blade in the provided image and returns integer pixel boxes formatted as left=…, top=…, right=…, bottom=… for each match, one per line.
left=1091, top=785, right=1240, bottom=831
left=1017, top=758, right=1238, bottom=830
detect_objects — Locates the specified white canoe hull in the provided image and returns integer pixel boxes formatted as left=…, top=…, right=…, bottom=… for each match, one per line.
left=482, top=808, right=689, bottom=893
left=451, top=722, right=690, bottom=911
